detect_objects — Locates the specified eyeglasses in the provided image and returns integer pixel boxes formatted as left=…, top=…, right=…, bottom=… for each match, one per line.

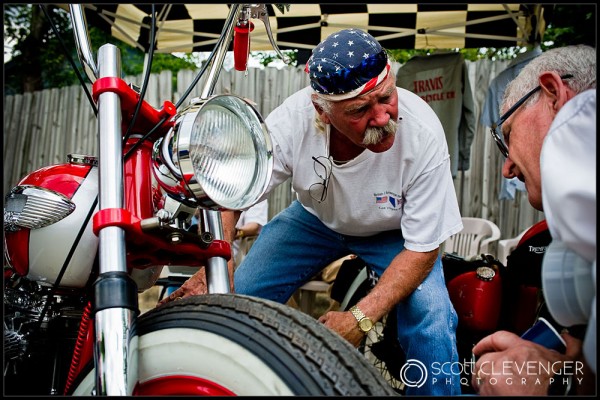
left=309, top=156, right=333, bottom=203
left=490, top=74, right=573, bottom=158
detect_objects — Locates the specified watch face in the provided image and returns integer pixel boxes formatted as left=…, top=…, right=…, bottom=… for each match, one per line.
left=359, top=318, right=373, bottom=332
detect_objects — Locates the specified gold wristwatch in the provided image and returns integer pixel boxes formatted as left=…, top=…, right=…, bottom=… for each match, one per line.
left=349, top=305, right=374, bottom=334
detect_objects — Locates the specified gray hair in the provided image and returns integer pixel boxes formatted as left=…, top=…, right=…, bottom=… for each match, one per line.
left=312, top=95, right=333, bottom=132
left=502, top=45, right=596, bottom=113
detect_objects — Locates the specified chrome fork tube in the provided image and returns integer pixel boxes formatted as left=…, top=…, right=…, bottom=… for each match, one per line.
left=202, top=210, right=231, bottom=293
left=97, top=45, right=126, bottom=273
left=94, top=44, right=137, bottom=395
left=198, top=4, right=243, bottom=294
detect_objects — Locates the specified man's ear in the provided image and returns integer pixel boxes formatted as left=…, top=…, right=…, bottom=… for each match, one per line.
left=538, top=72, right=572, bottom=111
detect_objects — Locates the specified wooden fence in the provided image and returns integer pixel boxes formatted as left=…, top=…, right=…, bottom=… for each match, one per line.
left=3, top=60, right=543, bottom=249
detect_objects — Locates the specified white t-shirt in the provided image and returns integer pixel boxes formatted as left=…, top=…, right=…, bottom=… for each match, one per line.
left=540, top=89, right=596, bottom=373
left=262, top=86, right=463, bottom=252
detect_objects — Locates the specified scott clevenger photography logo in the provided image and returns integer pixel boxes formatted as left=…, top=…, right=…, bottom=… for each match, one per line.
left=399, top=359, right=428, bottom=388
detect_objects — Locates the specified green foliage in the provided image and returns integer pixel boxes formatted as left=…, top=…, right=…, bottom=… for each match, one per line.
left=541, top=4, right=596, bottom=49
left=4, top=4, right=77, bottom=94
left=91, top=27, right=197, bottom=92
left=387, top=47, right=527, bottom=63
left=90, top=27, right=196, bottom=78
left=3, top=4, right=32, bottom=42
left=4, top=4, right=197, bottom=94
left=252, top=50, right=298, bottom=67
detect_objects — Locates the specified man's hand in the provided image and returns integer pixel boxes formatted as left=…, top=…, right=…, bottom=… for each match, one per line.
left=318, top=310, right=366, bottom=347
left=471, top=330, right=587, bottom=395
left=318, top=249, right=437, bottom=348
left=158, top=269, right=208, bottom=306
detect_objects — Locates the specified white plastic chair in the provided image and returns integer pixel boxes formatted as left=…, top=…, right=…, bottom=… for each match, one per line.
left=443, top=217, right=501, bottom=258
left=497, top=229, right=528, bottom=266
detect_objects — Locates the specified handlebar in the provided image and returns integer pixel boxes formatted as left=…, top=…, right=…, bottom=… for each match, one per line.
left=233, top=4, right=291, bottom=72
left=70, top=4, right=98, bottom=83
left=69, top=4, right=292, bottom=95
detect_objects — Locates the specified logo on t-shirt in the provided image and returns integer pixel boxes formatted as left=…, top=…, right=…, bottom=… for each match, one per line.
left=374, top=191, right=402, bottom=210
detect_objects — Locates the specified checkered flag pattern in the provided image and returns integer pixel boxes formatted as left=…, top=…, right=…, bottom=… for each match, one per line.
left=77, top=4, right=545, bottom=53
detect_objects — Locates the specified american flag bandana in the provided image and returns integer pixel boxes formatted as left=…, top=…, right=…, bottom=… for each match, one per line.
left=305, top=28, right=390, bottom=102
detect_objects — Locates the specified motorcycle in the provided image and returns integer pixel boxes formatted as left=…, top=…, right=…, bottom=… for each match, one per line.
left=3, top=4, right=397, bottom=396
left=330, top=219, right=564, bottom=394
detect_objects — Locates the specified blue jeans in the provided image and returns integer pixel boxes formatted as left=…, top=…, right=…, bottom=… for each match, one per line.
left=235, top=200, right=461, bottom=395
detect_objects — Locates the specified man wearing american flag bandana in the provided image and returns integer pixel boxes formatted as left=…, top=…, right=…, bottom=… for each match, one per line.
left=175, top=28, right=464, bottom=395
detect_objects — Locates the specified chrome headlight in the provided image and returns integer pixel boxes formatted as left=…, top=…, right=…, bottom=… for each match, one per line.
left=155, top=95, right=273, bottom=210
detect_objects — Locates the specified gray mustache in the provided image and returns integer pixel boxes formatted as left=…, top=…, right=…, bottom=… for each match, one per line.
left=362, top=119, right=398, bottom=146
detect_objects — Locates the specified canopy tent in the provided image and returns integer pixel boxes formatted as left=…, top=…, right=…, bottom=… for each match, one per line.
left=64, top=3, right=547, bottom=53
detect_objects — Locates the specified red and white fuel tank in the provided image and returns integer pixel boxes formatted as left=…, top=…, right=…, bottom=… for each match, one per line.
left=4, top=155, right=99, bottom=288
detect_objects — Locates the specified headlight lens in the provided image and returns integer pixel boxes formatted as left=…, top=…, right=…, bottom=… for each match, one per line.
left=166, top=95, right=273, bottom=210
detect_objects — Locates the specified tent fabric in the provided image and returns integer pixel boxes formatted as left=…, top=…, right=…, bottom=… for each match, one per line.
left=71, top=4, right=546, bottom=53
